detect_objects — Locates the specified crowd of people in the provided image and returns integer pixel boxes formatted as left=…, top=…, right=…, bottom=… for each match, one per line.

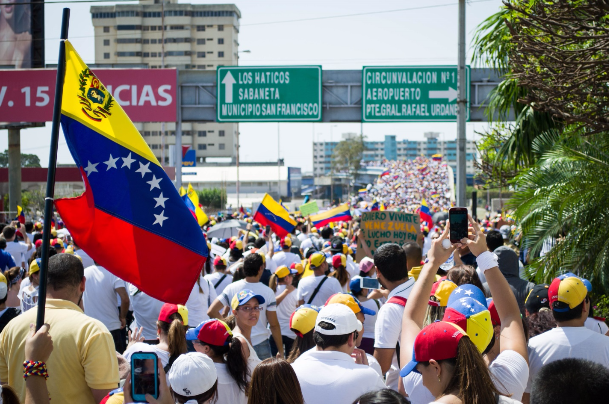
left=0, top=196, right=608, bottom=404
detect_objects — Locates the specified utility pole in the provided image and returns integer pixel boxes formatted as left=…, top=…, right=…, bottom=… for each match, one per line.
left=160, top=0, right=166, bottom=166
left=277, top=123, right=281, bottom=199
left=236, top=128, right=240, bottom=209
left=456, top=0, right=467, bottom=207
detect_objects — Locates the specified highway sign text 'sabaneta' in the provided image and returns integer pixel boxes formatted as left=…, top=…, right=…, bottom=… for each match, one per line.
left=362, top=66, right=470, bottom=122
left=217, top=66, right=322, bottom=122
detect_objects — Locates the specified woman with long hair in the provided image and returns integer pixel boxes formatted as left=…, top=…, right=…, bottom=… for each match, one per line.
left=248, top=358, right=304, bottom=404
left=330, top=254, right=350, bottom=292
left=188, top=319, right=249, bottom=404
left=286, top=305, right=319, bottom=363
left=349, top=276, right=380, bottom=356
left=4, top=265, right=24, bottom=308
left=447, top=264, right=486, bottom=295
left=268, top=265, right=298, bottom=357
left=230, top=290, right=263, bottom=374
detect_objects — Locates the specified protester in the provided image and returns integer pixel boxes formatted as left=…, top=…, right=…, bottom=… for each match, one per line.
left=230, top=289, right=263, bottom=374
left=0, top=273, right=19, bottom=333
left=291, top=304, right=386, bottom=404
left=353, top=389, right=411, bottom=404
left=248, top=358, right=304, bottom=404
left=297, top=252, right=342, bottom=307
left=269, top=265, right=298, bottom=357
left=188, top=319, right=249, bottom=404
left=19, top=259, right=40, bottom=313
left=286, top=304, right=319, bottom=363
left=330, top=254, right=350, bottom=293
left=0, top=254, right=119, bottom=403
left=127, top=283, right=164, bottom=342
left=0, top=239, right=16, bottom=273
left=83, top=263, right=130, bottom=353
left=208, top=253, right=283, bottom=359
left=358, top=256, right=376, bottom=278
left=3, top=223, right=32, bottom=269
left=487, top=247, right=534, bottom=315
left=185, top=269, right=217, bottom=327
left=205, top=256, right=233, bottom=295
left=349, top=276, right=380, bottom=355
left=272, top=236, right=301, bottom=269
left=446, top=264, right=486, bottom=295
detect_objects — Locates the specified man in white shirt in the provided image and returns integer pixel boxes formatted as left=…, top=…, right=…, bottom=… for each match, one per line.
left=522, top=275, right=609, bottom=404
left=83, top=264, right=130, bottom=352
left=292, top=303, right=386, bottom=404
left=204, top=256, right=233, bottom=295
left=207, top=252, right=284, bottom=360
left=297, top=252, right=342, bottom=307
left=272, top=237, right=301, bottom=269
left=128, top=283, right=164, bottom=341
left=372, top=243, right=415, bottom=391
left=2, top=224, right=32, bottom=269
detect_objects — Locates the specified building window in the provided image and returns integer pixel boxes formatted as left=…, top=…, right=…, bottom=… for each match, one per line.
left=197, top=65, right=206, bottom=69
left=92, top=12, right=116, bottom=19
left=219, top=143, right=225, bottom=150
left=198, top=144, right=207, bottom=150
left=117, top=25, right=142, bottom=31
left=218, top=38, right=224, bottom=44
left=143, top=39, right=150, bottom=44
left=151, top=144, right=159, bottom=149
left=219, top=130, right=225, bottom=137
left=151, top=52, right=157, bottom=57
left=116, top=52, right=142, bottom=57
left=218, top=51, right=224, bottom=58
left=218, top=25, right=224, bottom=31
left=198, top=131, right=207, bottom=137
left=103, top=39, right=110, bottom=46
left=143, top=52, right=150, bottom=57
left=197, top=52, right=206, bottom=58
left=103, top=26, right=110, bottom=33
left=164, top=37, right=191, bottom=43
left=143, top=131, right=150, bottom=136
left=165, top=51, right=192, bottom=56
left=104, top=53, right=110, bottom=59
left=143, top=11, right=162, bottom=18
left=169, top=25, right=186, bottom=30
left=116, top=11, right=141, bottom=17
left=116, top=38, right=142, bottom=44
left=196, top=25, right=206, bottom=31
left=197, top=39, right=205, bottom=45
left=151, top=39, right=157, bottom=44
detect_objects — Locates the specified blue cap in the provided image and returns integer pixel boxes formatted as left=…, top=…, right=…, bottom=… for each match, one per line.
left=582, top=278, right=592, bottom=292
left=447, top=284, right=487, bottom=308
left=230, top=289, right=266, bottom=310
left=350, top=276, right=363, bottom=294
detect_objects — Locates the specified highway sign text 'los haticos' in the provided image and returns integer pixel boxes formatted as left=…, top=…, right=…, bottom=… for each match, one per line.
left=362, top=66, right=470, bottom=122
left=217, top=66, right=322, bottom=122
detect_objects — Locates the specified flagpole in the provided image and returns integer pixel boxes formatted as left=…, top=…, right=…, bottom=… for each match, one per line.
left=36, top=8, right=70, bottom=331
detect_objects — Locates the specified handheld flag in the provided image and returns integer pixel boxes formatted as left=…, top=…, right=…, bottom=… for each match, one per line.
left=186, top=183, right=208, bottom=226
left=310, top=203, right=352, bottom=228
left=16, top=206, right=25, bottom=224
left=254, top=193, right=296, bottom=237
left=419, top=199, right=433, bottom=226
left=54, top=41, right=208, bottom=304
left=370, top=201, right=379, bottom=211
left=179, top=186, right=186, bottom=197
left=380, top=170, right=390, bottom=177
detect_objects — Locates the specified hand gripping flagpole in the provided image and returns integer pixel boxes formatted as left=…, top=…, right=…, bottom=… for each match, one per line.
left=36, top=8, right=70, bottom=331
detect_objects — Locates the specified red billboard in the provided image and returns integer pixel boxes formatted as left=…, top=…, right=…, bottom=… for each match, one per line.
left=0, top=68, right=177, bottom=123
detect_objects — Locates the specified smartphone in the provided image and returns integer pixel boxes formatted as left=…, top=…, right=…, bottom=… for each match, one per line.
left=265, top=225, right=271, bottom=234
left=360, top=277, right=380, bottom=290
left=131, top=352, right=159, bottom=401
left=449, top=207, right=469, bottom=243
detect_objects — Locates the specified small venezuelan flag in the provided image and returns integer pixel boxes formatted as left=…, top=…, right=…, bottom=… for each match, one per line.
left=16, top=206, right=25, bottom=224
left=254, top=194, right=296, bottom=237
left=55, top=41, right=208, bottom=304
left=380, top=170, right=390, bottom=177
left=419, top=199, right=433, bottom=226
left=310, top=203, right=352, bottom=228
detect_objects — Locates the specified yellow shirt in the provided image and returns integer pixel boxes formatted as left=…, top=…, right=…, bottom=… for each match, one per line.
left=0, top=299, right=119, bottom=403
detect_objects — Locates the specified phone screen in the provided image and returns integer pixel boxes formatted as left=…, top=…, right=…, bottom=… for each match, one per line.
left=361, top=277, right=380, bottom=290
left=132, top=357, right=158, bottom=400
left=449, top=209, right=468, bottom=242
left=265, top=225, right=271, bottom=234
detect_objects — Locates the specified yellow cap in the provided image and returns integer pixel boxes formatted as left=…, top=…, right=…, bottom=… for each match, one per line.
left=408, top=266, right=423, bottom=281
left=292, top=263, right=304, bottom=275
left=275, top=265, right=297, bottom=278
left=290, top=306, right=319, bottom=336
left=309, top=252, right=326, bottom=268
left=29, top=258, right=41, bottom=275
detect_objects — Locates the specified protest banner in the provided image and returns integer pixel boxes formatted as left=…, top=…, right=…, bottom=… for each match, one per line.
left=356, top=210, right=420, bottom=261
left=300, top=201, right=319, bottom=217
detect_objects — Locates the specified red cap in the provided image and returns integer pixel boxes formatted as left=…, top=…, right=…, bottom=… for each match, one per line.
left=213, top=256, right=227, bottom=267
left=332, top=254, right=346, bottom=269
left=280, top=237, right=292, bottom=248
left=487, top=299, right=501, bottom=327
left=158, top=303, right=189, bottom=326
left=185, top=319, right=232, bottom=346
left=35, top=239, right=43, bottom=248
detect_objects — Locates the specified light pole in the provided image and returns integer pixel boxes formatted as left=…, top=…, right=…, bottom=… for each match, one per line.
left=330, top=125, right=337, bottom=204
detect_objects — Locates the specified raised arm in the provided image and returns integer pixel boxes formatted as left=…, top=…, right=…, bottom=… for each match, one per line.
left=357, top=230, right=373, bottom=259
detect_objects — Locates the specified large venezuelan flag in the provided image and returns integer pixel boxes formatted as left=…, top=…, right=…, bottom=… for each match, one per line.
left=310, top=203, right=352, bottom=228
left=55, top=41, right=208, bottom=304
left=419, top=199, right=433, bottom=226
left=254, top=194, right=296, bottom=237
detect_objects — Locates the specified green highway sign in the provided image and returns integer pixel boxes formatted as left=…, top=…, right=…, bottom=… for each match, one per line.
left=217, top=66, right=322, bottom=122
left=362, top=66, right=470, bottom=122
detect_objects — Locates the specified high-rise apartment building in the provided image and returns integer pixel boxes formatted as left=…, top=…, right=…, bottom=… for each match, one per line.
left=90, top=0, right=241, bottom=163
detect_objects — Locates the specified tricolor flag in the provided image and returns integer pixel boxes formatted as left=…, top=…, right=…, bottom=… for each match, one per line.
left=380, top=170, right=390, bottom=177
left=254, top=193, right=296, bottom=237
left=358, top=189, right=368, bottom=196
left=186, top=183, right=209, bottom=226
left=310, top=203, right=352, bottom=228
left=55, top=41, right=208, bottom=304
left=16, top=206, right=25, bottom=224
left=432, top=154, right=442, bottom=161
left=419, top=199, right=433, bottom=226
left=370, top=201, right=380, bottom=211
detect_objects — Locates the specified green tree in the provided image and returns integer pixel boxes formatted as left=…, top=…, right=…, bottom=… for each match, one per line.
left=331, top=135, right=365, bottom=193
left=0, top=150, right=41, bottom=168
left=197, top=188, right=227, bottom=209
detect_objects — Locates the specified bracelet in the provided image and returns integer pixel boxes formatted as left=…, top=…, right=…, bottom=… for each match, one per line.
left=23, top=360, right=49, bottom=380
left=476, top=251, right=499, bottom=272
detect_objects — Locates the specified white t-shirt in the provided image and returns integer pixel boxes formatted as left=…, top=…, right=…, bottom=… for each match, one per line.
left=218, top=280, right=277, bottom=346
left=5, top=240, right=28, bottom=266
left=585, top=317, right=609, bottom=335
left=292, top=349, right=386, bottom=404
left=489, top=349, right=529, bottom=401
left=296, top=275, right=342, bottom=307
left=83, top=265, right=125, bottom=331
left=403, top=373, right=436, bottom=404
left=272, top=251, right=301, bottom=270
left=265, top=254, right=278, bottom=274
left=185, top=275, right=217, bottom=327
left=18, top=284, right=38, bottom=313
left=75, top=249, right=95, bottom=269
left=300, top=238, right=314, bottom=252
left=360, top=298, right=380, bottom=340
left=525, top=326, right=609, bottom=393
left=204, top=272, right=233, bottom=296
left=214, top=363, right=247, bottom=404
left=346, top=255, right=359, bottom=279
left=373, top=278, right=416, bottom=391
left=128, top=283, right=165, bottom=340
left=366, top=353, right=383, bottom=377
left=275, top=285, right=298, bottom=338
left=123, top=342, right=170, bottom=368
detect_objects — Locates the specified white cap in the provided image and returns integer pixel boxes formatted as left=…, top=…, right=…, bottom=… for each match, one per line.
left=315, top=303, right=363, bottom=335
left=168, top=353, right=217, bottom=398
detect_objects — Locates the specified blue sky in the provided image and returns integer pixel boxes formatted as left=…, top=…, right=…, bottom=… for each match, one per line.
left=0, top=0, right=504, bottom=171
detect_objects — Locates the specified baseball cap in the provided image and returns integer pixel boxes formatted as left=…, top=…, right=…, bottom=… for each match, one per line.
left=314, top=303, right=362, bottom=335
left=0, top=273, right=7, bottom=300
left=525, top=284, right=550, bottom=314
left=330, top=238, right=344, bottom=253
left=309, top=252, right=326, bottom=268
left=214, top=256, right=227, bottom=267
left=400, top=321, right=466, bottom=377
left=325, top=293, right=376, bottom=316
left=34, top=239, right=43, bottom=248
left=499, top=225, right=510, bottom=240
left=359, top=257, right=375, bottom=274
left=230, top=289, right=266, bottom=310
left=257, top=250, right=266, bottom=264
left=447, top=284, right=488, bottom=309
left=548, top=275, right=588, bottom=312
left=290, top=262, right=304, bottom=275
left=280, top=237, right=292, bottom=248
left=290, top=304, right=320, bottom=337
left=443, top=296, right=493, bottom=353
left=429, top=279, right=457, bottom=307
left=332, top=254, right=346, bottom=269
left=275, top=265, right=297, bottom=279
left=186, top=319, right=232, bottom=346
left=158, top=303, right=189, bottom=326
left=350, top=276, right=363, bottom=294
left=582, top=278, right=592, bottom=292
left=486, top=298, right=501, bottom=327
left=168, top=353, right=217, bottom=398
left=29, top=258, right=42, bottom=276
left=230, top=239, right=243, bottom=251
